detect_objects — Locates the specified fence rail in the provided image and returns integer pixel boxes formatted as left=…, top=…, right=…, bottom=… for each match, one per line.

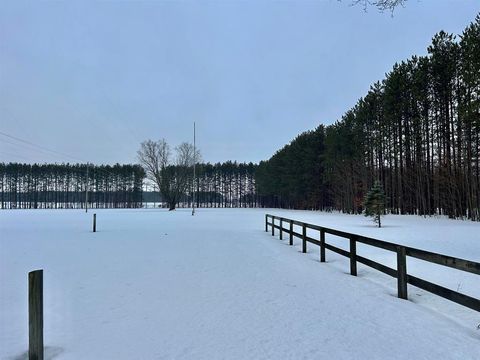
left=265, top=214, right=480, bottom=312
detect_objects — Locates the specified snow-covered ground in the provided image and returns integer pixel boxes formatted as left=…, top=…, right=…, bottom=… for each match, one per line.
left=1, top=208, right=479, bottom=359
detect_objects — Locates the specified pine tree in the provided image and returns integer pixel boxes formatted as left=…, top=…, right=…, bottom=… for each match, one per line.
left=364, top=181, right=386, bottom=227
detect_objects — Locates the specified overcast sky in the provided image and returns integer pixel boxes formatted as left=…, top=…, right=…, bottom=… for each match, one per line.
left=0, top=0, right=479, bottom=165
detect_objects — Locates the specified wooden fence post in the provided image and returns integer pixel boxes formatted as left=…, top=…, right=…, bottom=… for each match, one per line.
left=265, top=215, right=268, bottom=232
left=29, top=270, right=43, bottom=360
left=289, top=220, right=293, bottom=246
left=397, top=246, right=408, bottom=300
left=279, top=219, right=283, bottom=240
left=320, top=229, right=326, bottom=262
left=350, top=236, right=357, bottom=276
left=93, top=213, right=97, bottom=233
left=271, top=216, right=275, bottom=236
left=302, top=224, right=307, bottom=253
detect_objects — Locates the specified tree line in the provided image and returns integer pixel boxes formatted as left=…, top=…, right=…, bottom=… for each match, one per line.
left=144, top=162, right=258, bottom=209
left=189, top=162, right=257, bottom=208
left=142, top=161, right=258, bottom=209
left=0, top=160, right=258, bottom=210
left=137, top=139, right=258, bottom=210
left=256, top=15, right=480, bottom=220
left=0, top=163, right=145, bottom=209
left=3, top=16, right=477, bottom=217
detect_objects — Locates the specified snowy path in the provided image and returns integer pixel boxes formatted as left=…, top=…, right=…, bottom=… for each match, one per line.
left=1, top=209, right=480, bottom=359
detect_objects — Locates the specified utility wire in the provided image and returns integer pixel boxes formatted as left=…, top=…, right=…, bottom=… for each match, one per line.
left=0, top=131, right=84, bottom=163
left=0, top=131, right=133, bottom=179
left=0, top=137, right=68, bottom=162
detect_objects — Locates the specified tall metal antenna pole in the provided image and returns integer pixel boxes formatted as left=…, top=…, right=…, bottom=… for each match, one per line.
left=192, top=122, right=196, bottom=216
left=85, top=163, right=89, bottom=213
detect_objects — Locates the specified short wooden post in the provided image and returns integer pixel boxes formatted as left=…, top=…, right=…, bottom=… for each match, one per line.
left=320, top=229, right=326, bottom=262
left=93, top=213, right=97, bottom=232
left=265, top=215, right=268, bottom=232
left=279, top=219, right=283, bottom=240
left=271, top=216, right=275, bottom=236
left=302, top=224, right=307, bottom=253
left=289, top=220, right=293, bottom=246
left=29, top=270, right=43, bottom=360
left=350, top=236, right=357, bottom=276
left=397, top=246, right=408, bottom=300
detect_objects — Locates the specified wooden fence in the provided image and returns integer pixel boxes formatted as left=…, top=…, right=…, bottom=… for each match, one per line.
left=265, top=214, right=480, bottom=312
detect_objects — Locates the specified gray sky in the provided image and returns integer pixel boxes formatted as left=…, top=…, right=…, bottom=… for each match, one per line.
left=1, top=0, right=478, bottom=165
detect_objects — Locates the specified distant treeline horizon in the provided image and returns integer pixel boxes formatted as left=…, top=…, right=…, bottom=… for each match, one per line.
left=0, top=161, right=258, bottom=209
left=2, top=16, right=479, bottom=220
left=0, top=163, right=145, bottom=209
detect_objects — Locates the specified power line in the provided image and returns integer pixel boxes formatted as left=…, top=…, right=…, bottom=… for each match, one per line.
left=0, top=137, right=68, bottom=162
left=0, top=131, right=84, bottom=163
left=1, top=104, right=139, bottom=164
left=0, top=131, right=132, bottom=179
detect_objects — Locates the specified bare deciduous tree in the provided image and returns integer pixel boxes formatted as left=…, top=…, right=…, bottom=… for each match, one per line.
left=350, top=0, right=407, bottom=12
left=137, top=139, right=200, bottom=211
left=137, top=139, right=170, bottom=187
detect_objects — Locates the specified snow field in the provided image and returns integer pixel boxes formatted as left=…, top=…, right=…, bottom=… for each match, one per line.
left=1, top=208, right=480, bottom=359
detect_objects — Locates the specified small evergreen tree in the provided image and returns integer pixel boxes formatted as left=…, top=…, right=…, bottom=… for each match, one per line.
left=364, top=181, right=386, bottom=227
